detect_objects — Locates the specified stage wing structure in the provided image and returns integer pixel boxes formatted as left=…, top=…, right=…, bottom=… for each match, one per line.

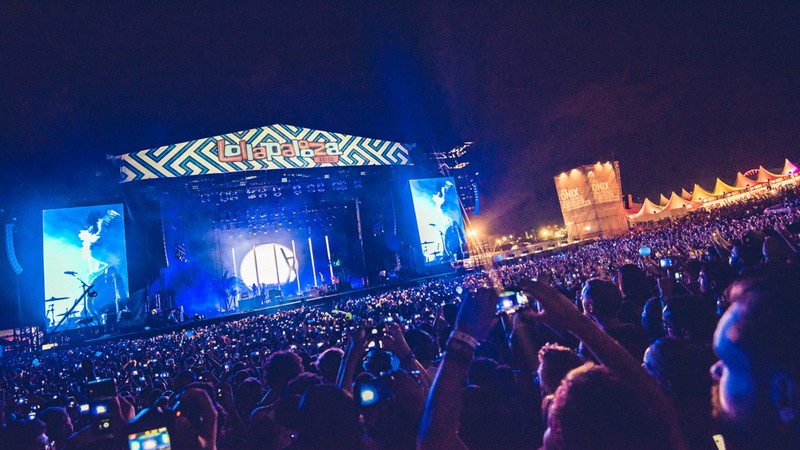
left=113, top=124, right=413, bottom=182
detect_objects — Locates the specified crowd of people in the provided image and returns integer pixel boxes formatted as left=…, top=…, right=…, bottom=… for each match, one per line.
left=2, top=184, right=800, bottom=449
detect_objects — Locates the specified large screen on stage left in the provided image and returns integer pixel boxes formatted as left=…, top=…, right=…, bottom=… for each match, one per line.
left=410, top=177, right=467, bottom=266
left=42, top=204, right=128, bottom=328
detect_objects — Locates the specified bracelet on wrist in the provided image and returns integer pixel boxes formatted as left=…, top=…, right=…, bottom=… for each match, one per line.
left=444, top=340, right=474, bottom=363
left=450, top=330, right=480, bottom=349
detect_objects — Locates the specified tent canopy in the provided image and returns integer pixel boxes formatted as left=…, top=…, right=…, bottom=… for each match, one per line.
left=690, top=184, right=717, bottom=203
left=712, top=178, right=741, bottom=196
left=757, top=166, right=782, bottom=183
left=734, top=172, right=759, bottom=189
left=663, top=192, right=695, bottom=211
left=631, top=198, right=663, bottom=221
left=782, top=158, right=799, bottom=176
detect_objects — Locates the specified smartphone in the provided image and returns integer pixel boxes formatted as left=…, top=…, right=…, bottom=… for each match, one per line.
left=367, top=326, right=383, bottom=349
left=659, top=257, right=673, bottom=268
left=357, top=379, right=393, bottom=407
left=128, top=426, right=171, bottom=450
left=87, top=378, right=117, bottom=400
left=673, top=271, right=683, bottom=281
left=86, top=378, right=116, bottom=434
left=496, top=291, right=529, bottom=315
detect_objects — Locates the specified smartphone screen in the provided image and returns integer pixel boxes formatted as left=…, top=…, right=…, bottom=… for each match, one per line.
left=87, top=378, right=117, bottom=401
left=128, top=426, right=171, bottom=450
left=496, top=291, right=529, bottom=315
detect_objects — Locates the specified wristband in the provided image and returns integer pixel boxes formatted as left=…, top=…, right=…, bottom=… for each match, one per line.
left=444, top=339, right=474, bottom=364
left=450, top=330, right=480, bottom=349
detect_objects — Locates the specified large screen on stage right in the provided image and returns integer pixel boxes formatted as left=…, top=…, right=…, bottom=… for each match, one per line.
left=409, top=177, right=467, bottom=266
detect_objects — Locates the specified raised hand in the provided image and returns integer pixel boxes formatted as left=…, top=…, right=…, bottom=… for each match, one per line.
left=346, top=327, right=369, bottom=357
left=454, top=288, right=498, bottom=340
left=518, top=280, right=587, bottom=332
left=383, top=321, right=413, bottom=359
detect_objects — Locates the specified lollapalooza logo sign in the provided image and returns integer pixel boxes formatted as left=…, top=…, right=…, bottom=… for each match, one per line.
left=217, top=139, right=343, bottom=164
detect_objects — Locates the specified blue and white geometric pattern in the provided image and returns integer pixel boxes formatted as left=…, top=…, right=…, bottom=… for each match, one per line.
left=114, top=124, right=414, bottom=183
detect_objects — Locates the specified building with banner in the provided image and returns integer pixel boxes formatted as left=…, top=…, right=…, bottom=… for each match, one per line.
left=554, top=161, right=628, bottom=240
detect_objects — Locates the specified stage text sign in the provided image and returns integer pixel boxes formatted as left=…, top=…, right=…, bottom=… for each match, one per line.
left=114, top=124, right=413, bottom=182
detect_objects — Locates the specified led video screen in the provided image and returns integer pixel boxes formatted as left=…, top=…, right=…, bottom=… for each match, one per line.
left=43, top=204, right=128, bottom=328
left=409, top=177, right=467, bottom=266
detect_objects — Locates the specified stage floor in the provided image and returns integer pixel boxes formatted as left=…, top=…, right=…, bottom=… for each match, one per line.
left=38, top=271, right=459, bottom=352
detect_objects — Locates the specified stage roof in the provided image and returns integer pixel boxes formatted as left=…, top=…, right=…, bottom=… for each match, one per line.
left=112, top=124, right=414, bottom=183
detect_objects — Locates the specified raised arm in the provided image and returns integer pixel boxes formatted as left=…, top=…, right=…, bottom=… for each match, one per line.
left=336, top=327, right=368, bottom=395
left=418, top=289, right=497, bottom=450
left=519, top=280, right=685, bottom=449
left=383, top=321, right=433, bottom=392
left=519, top=281, right=657, bottom=389
left=774, top=222, right=800, bottom=254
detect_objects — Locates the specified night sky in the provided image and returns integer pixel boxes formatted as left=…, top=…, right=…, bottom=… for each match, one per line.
left=2, top=1, right=799, bottom=232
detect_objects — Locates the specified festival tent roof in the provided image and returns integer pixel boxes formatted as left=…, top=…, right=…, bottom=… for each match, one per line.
left=662, top=192, right=695, bottom=211
left=734, top=172, right=759, bottom=189
left=712, top=178, right=741, bottom=196
left=781, top=158, right=800, bottom=176
left=630, top=198, right=663, bottom=221
left=680, top=188, right=692, bottom=201
left=690, top=184, right=717, bottom=203
left=757, top=166, right=782, bottom=183
left=658, top=193, right=670, bottom=207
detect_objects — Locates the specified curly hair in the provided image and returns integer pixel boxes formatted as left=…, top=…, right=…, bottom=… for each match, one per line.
left=547, top=364, right=674, bottom=450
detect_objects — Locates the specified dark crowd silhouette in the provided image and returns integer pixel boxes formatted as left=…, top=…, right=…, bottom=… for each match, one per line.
left=3, top=185, right=800, bottom=449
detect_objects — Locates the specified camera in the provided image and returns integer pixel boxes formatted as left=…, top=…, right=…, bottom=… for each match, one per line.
left=659, top=257, right=674, bottom=268
left=495, top=291, right=529, bottom=315
left=674, top=271, right=683, bottom=281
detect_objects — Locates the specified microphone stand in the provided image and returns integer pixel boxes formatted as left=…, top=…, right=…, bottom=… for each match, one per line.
left=428, top=224, right=447, bottom=260
left=46, top=275, right=93, bottom=341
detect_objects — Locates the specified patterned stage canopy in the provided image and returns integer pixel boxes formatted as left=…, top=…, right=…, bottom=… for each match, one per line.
left=111, top=124, right=414, bottom=183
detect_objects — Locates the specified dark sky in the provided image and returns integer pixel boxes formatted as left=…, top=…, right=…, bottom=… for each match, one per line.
left=2, top=1, right=799, bottom=233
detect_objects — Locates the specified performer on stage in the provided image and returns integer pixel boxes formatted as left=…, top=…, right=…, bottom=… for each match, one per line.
left=78, top=209, right=128, bottom=324
left=444, top=219, right=467, bottom=262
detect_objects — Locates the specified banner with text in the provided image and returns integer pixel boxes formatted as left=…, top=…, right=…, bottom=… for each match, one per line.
left=554, top=162, right=628, bottom=240
left=113, top=124, right=413, bottom=183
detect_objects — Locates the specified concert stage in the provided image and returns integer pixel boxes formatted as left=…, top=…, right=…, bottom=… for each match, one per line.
left=0, top=123, right=477, bottom=350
